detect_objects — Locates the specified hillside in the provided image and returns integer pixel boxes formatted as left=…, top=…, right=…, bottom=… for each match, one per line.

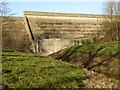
left=2, top=41, right=119, bottom=88
left=51, top=42, right=120, bottom=79
left=2, top=50, right=119, bottom=88
left=2, top=51, right=86, bottom=88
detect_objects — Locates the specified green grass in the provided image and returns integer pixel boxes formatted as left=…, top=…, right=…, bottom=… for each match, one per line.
left=52, top=42, right=119, bottom=79
left=2, top=51, right=86, bottom=88
left=67, top=42, right=120, bottom=55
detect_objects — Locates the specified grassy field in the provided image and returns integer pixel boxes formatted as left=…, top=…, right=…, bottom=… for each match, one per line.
left=2, top=51, right=86, bottom=88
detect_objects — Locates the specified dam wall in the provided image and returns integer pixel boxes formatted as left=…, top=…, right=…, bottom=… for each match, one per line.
left=24, top=11, right=104, bottom=40
left=2, top=11, right=108, bottom=54
left=2, top=17, right=31, bottom=51
left=24, top=11, right=104, bottom=54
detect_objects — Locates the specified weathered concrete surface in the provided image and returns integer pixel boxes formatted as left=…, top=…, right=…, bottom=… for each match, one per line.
left=24, top=11, right=104, bottom=40
left=2, top=17, right=31, bottom=51
left=24, top=11, right=105, bottom=54
left=39, top=38, right=74, bottom=55
left=2, top=11, right=112, bottom=54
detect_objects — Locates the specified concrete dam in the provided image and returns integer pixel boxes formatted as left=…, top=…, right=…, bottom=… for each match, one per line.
left=2, top=11, right=105, bottom=55
left=23, top=11, right=104, bottom=55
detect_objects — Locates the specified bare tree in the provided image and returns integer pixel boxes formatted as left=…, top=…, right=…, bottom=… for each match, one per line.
left=0, top=1, right=15, bottom=16
left=0, top=1, right=15, bottom=29
left=102, top=0, right=119, bottom=42
left=0, top=1, right=10, bottom=16
left=1, top=1, right=15, bottom=31
left=1, top=1, right=17, bottom=51
left=118, top=1, right=120, bottom=16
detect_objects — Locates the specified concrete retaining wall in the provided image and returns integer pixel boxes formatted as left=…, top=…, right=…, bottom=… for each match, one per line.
left=40, top=38, right=74, bottom=54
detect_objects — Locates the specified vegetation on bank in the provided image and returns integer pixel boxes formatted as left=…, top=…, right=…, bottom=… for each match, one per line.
left=66, top=42, right=120, bottom=55
left=51, top=42, right=120, bottom=79
left=2, top=51, right=86, bottom=88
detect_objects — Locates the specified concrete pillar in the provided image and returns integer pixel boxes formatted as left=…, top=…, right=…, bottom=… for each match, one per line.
left=38, top=40, right=42, bottom=52
left=34, top=41, right=39, bottom=53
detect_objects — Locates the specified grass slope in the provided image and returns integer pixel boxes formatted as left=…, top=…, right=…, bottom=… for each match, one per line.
left=2, top=51, right=86, bottom=88
left=51, top=42, right=120, bottom=79
left=67, top=42, right=119, bottom=55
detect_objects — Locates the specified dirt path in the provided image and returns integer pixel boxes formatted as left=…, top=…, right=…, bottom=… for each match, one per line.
left=82, top=68, right=119, bottom=88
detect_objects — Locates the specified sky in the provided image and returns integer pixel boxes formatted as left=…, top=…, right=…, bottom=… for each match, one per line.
left=8, top=2, right=105, bottom=16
